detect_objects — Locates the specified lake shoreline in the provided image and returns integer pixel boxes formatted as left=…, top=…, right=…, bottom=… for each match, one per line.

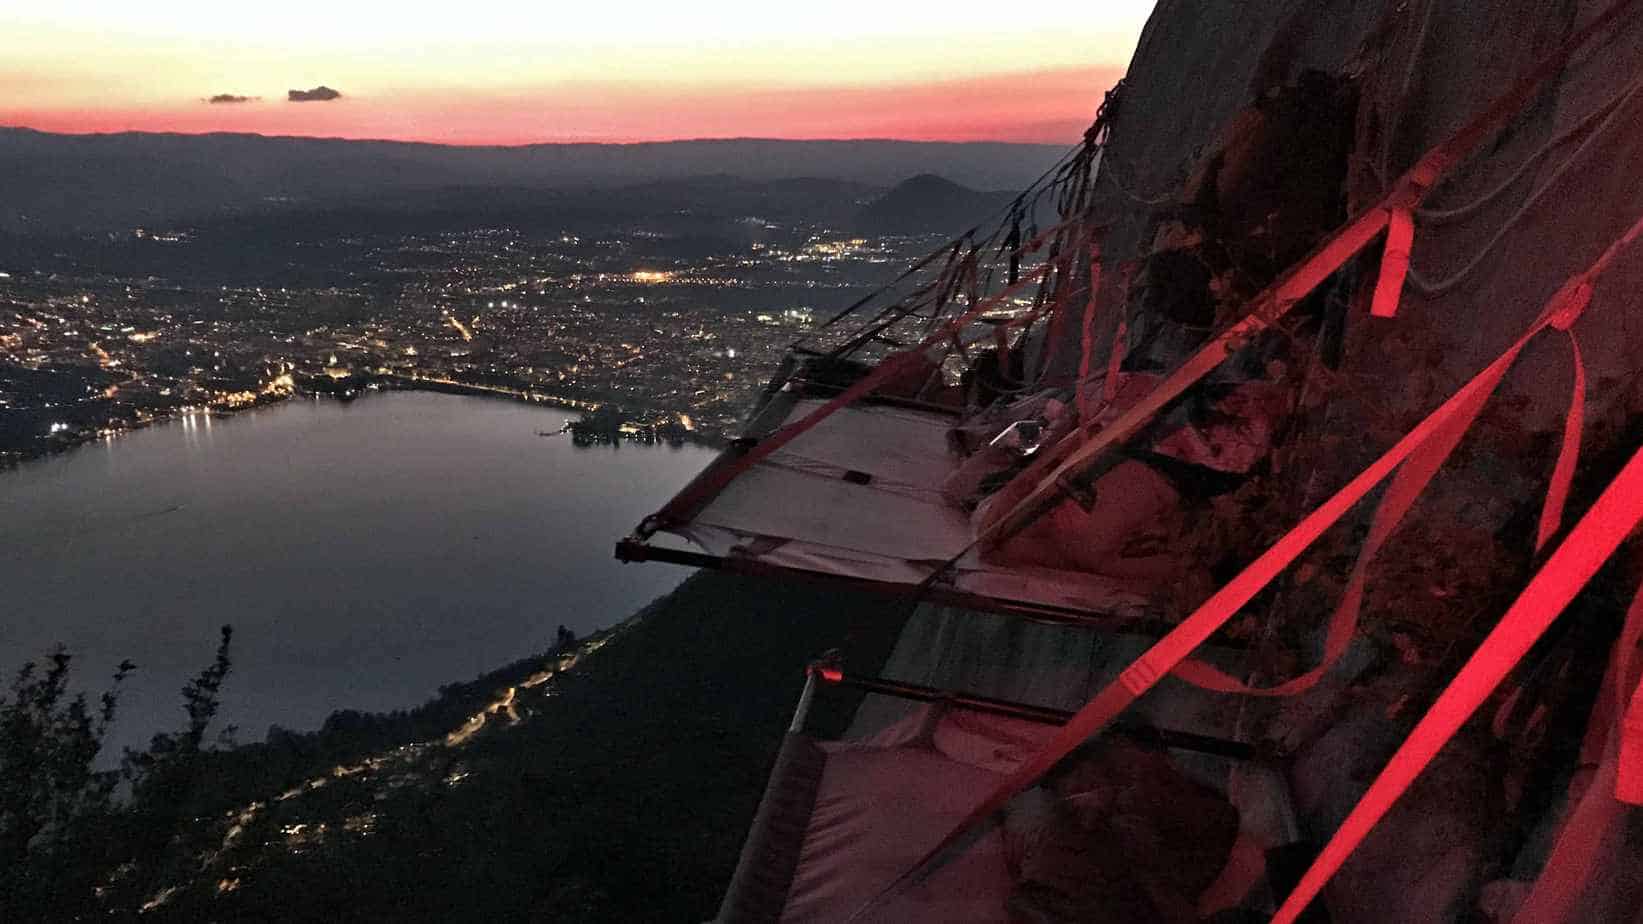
left=1, top=375, right=728, bottom=472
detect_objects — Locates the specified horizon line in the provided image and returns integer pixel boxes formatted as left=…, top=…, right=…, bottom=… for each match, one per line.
left=0, top=123, right=1076, bottom=150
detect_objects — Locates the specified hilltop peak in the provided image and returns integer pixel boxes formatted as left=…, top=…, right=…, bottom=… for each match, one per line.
left=855, top=173, right=1016, bottom=236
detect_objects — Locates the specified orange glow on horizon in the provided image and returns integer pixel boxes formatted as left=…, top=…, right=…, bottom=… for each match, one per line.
left=1, top=66, right=1125, bottom=146
left=1, top=2, right=1151, bottom=145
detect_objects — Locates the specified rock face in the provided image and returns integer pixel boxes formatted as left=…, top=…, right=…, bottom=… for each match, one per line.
left=1098, top=0, right=1643, bottom=431
left=867, top=1, right=1643, bottom=920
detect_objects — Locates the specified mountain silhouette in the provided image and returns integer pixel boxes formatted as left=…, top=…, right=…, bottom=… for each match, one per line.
left=0, top=129, right=1062, bottom=234
left=853, top=173, right=1018, bottom=236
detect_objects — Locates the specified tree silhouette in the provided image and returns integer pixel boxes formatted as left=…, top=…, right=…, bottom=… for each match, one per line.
left=0, top=626, right=234, bottom=920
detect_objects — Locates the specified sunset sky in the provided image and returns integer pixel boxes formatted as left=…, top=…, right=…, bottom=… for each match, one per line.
left=1, top=1, right=1152, bottom=145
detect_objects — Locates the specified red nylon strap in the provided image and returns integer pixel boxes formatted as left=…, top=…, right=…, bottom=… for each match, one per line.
left=1510, top=577, right=1643, bottom=923
left=1271, top=442, right=1643, bottom=924
left=1538, top=332, right=1585, bottom=551
left=1619, top=569, right=1643, bottom=804
left=1261, top=213, right=1643, bottom=920
left=1371, top=207, right=1414, bottom=318
left=1104, top=317, right=1128, bottom=399
left=1103, top=267, right=1132, bottom=405
left=1076, top=243, right=1104, bottom=421
left=1619, top=677, right=1643, bottom=803
left=1511, top=758, right=1626, bottom=924
left=1582, top=564, right=1643, bottom=765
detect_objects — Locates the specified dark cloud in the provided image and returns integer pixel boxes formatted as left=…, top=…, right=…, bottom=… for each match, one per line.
left=206, top=94, right=256, bottom=104
left=288, top=86, right=343, bottom=102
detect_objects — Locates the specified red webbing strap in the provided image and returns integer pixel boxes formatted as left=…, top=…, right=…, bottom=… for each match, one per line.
left=1619, top=561, right=1643, bottom=802
left=993, top=235, right=1089, bottom=368
left=1620, top=673, right=1643, bottom=803
left=1035, top=240, right=1077, bottom=382
left=1103, top=267, right=1132, bottom=404
left=1508, top=576, right=1643, bottom=923
left=1511, top=758, right=1627, bottom=924
left=1538, top=332, right=1586, bottom=551
left=1579, top=566, right=1643, bottom=766
left=1270, top=443, right=1643, bottom=924
left=1616, top=570, right=1643, bottom=726
left=1371, top=207, right=1415, bottom=318
left=1076, top=243, right=1104, bottom=421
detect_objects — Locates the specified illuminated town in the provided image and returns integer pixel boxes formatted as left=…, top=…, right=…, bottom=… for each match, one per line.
left=0, top=222, right=927, bottom=462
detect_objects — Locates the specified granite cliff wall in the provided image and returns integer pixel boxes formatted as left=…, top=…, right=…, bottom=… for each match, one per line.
left=864, top=3, right=1643, bottom=920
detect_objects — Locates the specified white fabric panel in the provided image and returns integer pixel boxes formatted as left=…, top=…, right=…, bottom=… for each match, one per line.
left=767, top=400, right=959, bottom=488
left=692, top=464, right=971, bottom=562
left=669, top=397, right=1155, bottom=617
left=689, top=399, right=966, bottom=561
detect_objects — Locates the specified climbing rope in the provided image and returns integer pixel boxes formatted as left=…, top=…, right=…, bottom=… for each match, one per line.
left=1417, top=68, right=1643, bottom=224
left=1408, top=70, right=1643, bottom=296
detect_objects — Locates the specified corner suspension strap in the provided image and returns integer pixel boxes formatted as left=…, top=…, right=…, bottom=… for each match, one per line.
left=1539, top=334, right=1587, bottom=552
left=1270, top=440, right=1643, bottom=924
left=1370, top=206, right=1415, bottom=318
left=843, top=204, right=1643, bottom=923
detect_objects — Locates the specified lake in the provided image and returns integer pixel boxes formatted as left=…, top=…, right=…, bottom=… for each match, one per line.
left=0, top=391, right=713, bottom=756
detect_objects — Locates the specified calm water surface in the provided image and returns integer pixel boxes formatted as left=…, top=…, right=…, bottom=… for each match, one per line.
left=0, top=391, right=711, bottom=755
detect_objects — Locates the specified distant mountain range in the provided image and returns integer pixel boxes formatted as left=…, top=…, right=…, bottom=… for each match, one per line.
left=0, top=128, right=1064, bottom=235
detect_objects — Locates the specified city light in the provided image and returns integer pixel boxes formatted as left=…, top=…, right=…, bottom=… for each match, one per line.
left=445, top=315, right=474, bottom=341
left=0, top=213, right=952, bottom=465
